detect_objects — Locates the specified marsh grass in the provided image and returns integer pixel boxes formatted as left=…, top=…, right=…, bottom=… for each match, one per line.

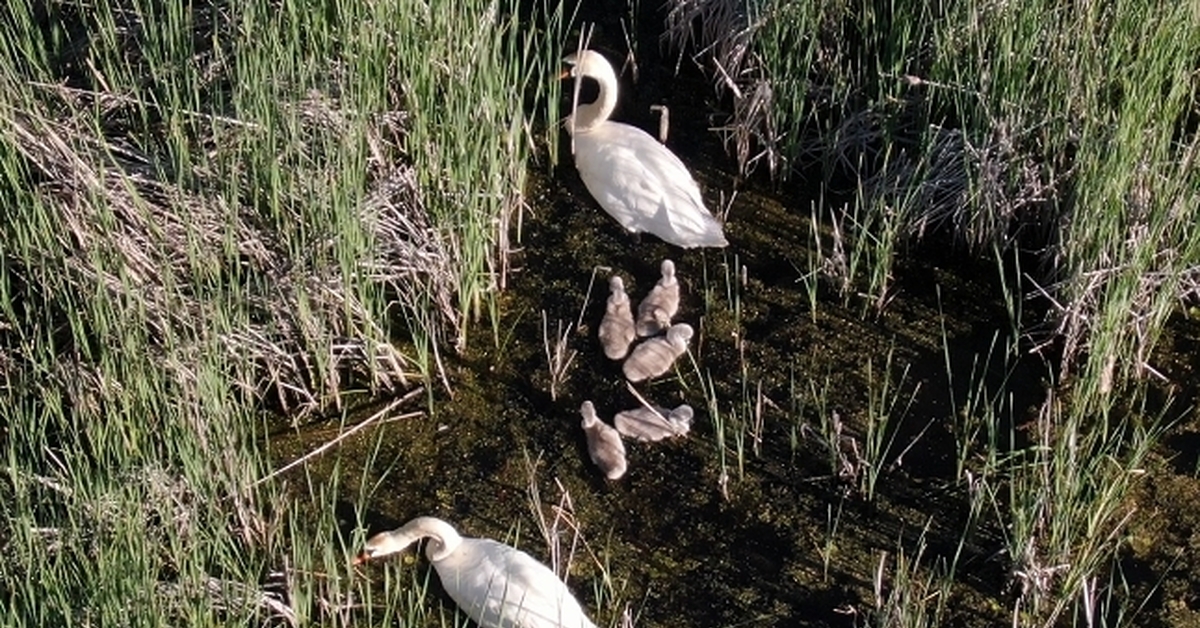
left=802, top=373, right=854, bottom=485
left=864, top=524, right=955, bottom=628
left=943, top=329, right=1011, bottom=485
left=692, top=254, right=771, bottom=497
left=541, top=311, right=578, bottom=401
left=815, top=499, right=846, bottom=583
left=3, top=0, right=1192, bottom=626
left=789, top=352, right=920, bottom=502
left=998, top=395, right=1163, bottom=626
left=859, top=347, right=919, bottom=502
left=693, top=364, right=732, bottom=500
left=666, top=0, right=1200, bottom=407
left=1, top=0, right=567, bottom=626
left=657, top=4, right=1190, bottom=618
left=522, top=452, right=632, bottom=628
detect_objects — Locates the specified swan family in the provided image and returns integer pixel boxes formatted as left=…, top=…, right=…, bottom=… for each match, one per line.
left=563, top=50, right=729, bottom=249
left=356, top=49, right=727, bottom=628
left=580, top=259, right=695, bottom=481
left=355, top=258, right=700, bottom=623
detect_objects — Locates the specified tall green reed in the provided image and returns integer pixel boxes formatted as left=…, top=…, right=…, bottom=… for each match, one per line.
left=999, top=394, right=1163, bottom=626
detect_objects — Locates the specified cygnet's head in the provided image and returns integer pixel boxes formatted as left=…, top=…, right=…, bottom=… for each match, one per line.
left=659, top=259, right=676, bottom=285
left=670, top=404, right=695, bottom=425
left=580, top=400, right=599, bottom=428
left=608, top=276, right=627, bottom=301
left=666, top=323, right=693, bottom=346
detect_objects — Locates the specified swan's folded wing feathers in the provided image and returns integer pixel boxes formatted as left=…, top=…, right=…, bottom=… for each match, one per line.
left=576, top=133, right=668, bottom=232
left=490, top=544, right=597, bottom=628
left=445, top=539, right=591, bottom=628
left=438, top=539, right=517, bottom=623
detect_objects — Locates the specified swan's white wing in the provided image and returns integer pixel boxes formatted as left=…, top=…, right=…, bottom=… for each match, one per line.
left=573, top=128, right=662, bottom=231
left=573, top=123, right=727, bottom=248
left=439, top=539, right=596, bottom=628
left=494, top=545, right=597, bottom=628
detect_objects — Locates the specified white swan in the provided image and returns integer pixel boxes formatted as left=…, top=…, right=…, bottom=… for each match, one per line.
left=614, top=403, right=694, bottom=442
left=563, top=50, right=729, bottom=249
left=636, top=259, right=680, bottom=337
left=580, top=401, right=628, bottom=480
left=598, top=275, right=636, bottom=360
left=622, top=323, right=693, bottom=382
left=354, top=516, right=598, bottom=628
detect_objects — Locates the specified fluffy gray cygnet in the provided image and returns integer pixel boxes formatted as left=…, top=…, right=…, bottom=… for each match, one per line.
left=635, top=259, right=680, bottom=337
left=614, top=404, right=693, bottom=442
left=598, top=275, right=636, bottom=360
left=622, top=323, right=693, bottom=382
left=580, top=401, right=627, bottom=480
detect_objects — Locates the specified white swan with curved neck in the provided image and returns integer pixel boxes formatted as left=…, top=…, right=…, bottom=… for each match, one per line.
left=564, top=50, right=728, bottom=249
left=355, top=517, right=597, bottom=628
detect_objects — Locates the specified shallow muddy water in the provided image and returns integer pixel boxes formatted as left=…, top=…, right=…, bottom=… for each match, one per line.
left=266, top=7, right=1200, bottom=627
left=272, top=74, right=1033, bottom=628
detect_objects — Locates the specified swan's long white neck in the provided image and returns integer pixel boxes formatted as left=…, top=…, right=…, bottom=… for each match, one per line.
left=567, top=56, right=618, bottom=133
left=386, top=516, right=464, bottom=563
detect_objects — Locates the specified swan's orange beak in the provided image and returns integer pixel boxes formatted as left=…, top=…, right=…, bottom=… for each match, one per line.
left=351, top=550, right=373, bottom=566
left=558, top=68, right=571, bottom=80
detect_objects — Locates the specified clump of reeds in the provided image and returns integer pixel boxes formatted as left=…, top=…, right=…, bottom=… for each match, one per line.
left=664, top=0, right=1200, bottom=406
left=997, top=391, right=1162, bottom=625
left=0, top=0, right=567, bottom=625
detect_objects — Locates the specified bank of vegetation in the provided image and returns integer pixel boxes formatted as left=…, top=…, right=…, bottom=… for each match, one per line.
left=1, top=0, right=1196, bottom=626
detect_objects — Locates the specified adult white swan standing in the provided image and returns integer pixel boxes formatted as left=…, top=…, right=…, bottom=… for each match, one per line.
left=354, top=516, right=598, bottom=628
left=563, top=50, right=729, bottom=249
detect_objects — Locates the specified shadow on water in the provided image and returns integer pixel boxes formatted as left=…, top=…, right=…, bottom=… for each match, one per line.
left=265, top=3, right=1200, bottom=627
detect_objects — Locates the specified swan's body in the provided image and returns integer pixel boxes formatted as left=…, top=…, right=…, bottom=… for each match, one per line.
left=614, top=404, right=694, bottom=442
left=355, top=517, right=597, bottom=628
left=598, top=275, right=636, bottom=360
left=636, top=259, right=681, bottom=337
left=580, top=401, right=627, bottom=479
left=623, top=323, right=693, bottom=382
left=564, top=51, right=728, bottom=249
